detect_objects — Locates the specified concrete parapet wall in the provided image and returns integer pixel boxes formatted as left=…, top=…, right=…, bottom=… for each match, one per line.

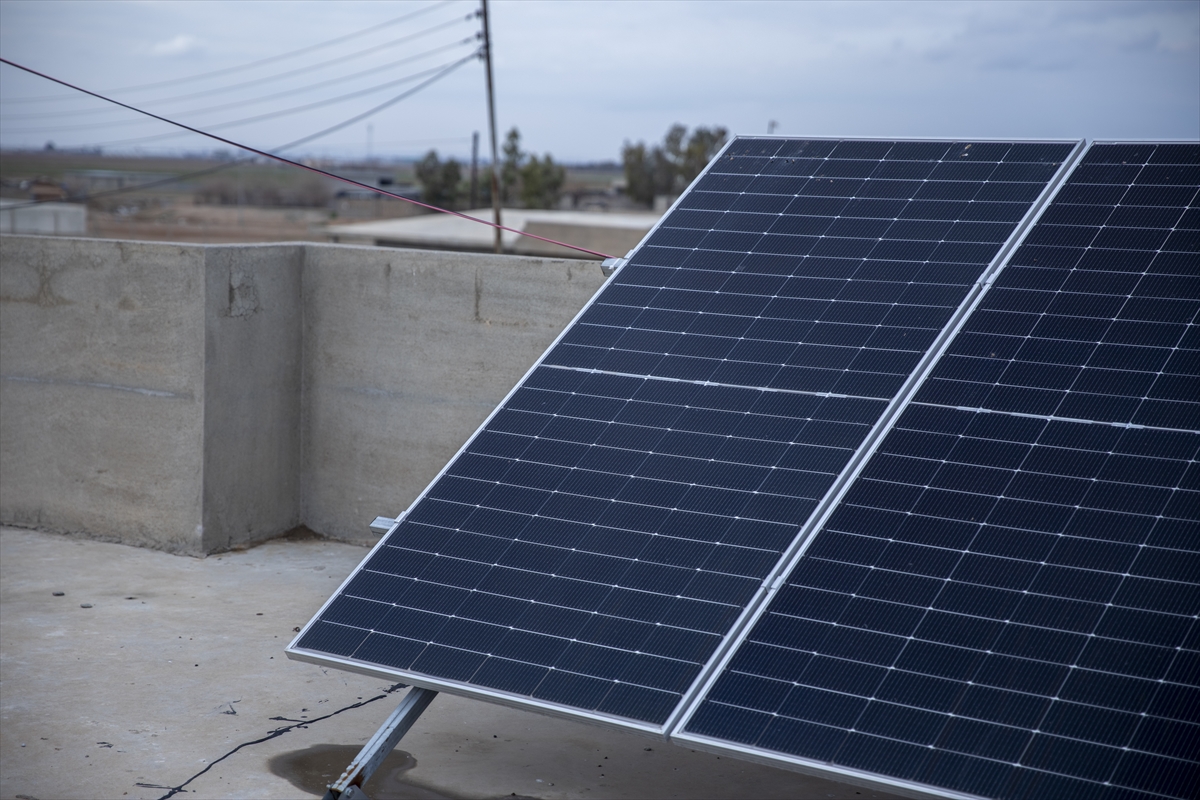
left=0, top=235, right=605, bottom=554
left=0, top=237, right=207, bottom=552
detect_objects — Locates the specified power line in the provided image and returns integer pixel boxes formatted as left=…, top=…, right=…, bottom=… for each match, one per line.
left=1, top=56, right=480, bottom=211
left=2, top=0, right=463, bottom=103
left=3, top=39, right=479, bottom=133
left=267, top=57, right=482, bottom=154
left=322, top=136, right=474, bottom=150
left=0, top=57, right=615, bottom=260
left=1, top=34, right=479, bottom=123
left=64, top=52, right=483, bottom=149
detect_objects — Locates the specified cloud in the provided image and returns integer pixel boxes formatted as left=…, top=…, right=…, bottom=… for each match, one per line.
left=150, top=33, right=202, bottom=57
left=0, top=0, right=1194, bottom=159
left=1120, top=29, right=1161, bottom=53
left=978, top=53, right=1076, bottom=72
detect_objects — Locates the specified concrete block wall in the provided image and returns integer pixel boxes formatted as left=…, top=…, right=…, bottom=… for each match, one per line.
left=1, top=237, right=209, bottom=552
left=0, top=235, right=605, bottom=554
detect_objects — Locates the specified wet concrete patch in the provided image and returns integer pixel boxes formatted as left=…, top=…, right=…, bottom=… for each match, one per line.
left=267, top=744, right=449, bottom=799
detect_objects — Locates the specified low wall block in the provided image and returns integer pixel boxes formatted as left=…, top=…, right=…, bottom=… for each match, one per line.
left=0, top=236, right=605, bottom=554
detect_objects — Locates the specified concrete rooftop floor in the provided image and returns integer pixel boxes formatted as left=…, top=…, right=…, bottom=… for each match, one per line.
left=0, top=526, right=902, bottom=800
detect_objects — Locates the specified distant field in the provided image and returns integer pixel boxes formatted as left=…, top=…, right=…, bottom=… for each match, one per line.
left=1, top=151, right=371, bottom=201
left=87, top=198, right=332, bottom=244
left=1, top=150, right=629, bottom=243
left=1, top=150, right=618, bottom=195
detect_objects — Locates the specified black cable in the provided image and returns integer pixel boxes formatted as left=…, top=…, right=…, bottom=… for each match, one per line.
left=4, top=40, right=479, bottom=134
left=143, top=683, right=408, bottom=800
left=3, top=35, right=478, bottom=123
left=3, top=0, right=461, bottom=102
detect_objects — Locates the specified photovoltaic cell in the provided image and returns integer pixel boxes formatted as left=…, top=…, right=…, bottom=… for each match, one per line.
left=289, top=137, right=1076, bottom=731
left=681, top=142, right=1199, bottom=798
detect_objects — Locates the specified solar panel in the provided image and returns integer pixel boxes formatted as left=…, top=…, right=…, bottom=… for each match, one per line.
left=288, top=137, right=1081, bottom=733
left=677, top=142, right=1200, bottom=798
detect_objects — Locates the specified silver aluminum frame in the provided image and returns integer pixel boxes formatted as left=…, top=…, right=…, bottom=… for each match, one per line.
left=288, top=136, right=1087, bottom=746
left=673, top=730, right=987, bottom=800
left=669, top=138, right=1090, bottom=797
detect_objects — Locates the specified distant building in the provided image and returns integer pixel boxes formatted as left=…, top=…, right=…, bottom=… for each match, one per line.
left=325, top=207, right=662, bottom=260
left=0, top=200, right=86, bottom=235
left=25, top=179, right=68, bottom=202
left=328, top=171, right=422, bottom=220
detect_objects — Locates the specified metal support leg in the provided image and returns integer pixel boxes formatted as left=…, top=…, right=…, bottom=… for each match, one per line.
left=321, top=686, right=438, bottom=800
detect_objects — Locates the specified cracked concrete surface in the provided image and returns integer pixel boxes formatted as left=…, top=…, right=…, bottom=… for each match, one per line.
left=0, top=526, right=900, bottom=800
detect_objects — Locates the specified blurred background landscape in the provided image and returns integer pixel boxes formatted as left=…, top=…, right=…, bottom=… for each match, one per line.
left=2, top=0, right=1197, bottom=245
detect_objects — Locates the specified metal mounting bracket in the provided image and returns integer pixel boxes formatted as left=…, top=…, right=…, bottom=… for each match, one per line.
left=321, top=686, right=438, bottom=800
left=368, top=516, right=396, bottom=536
left=600, top=257, right=625, bottom=277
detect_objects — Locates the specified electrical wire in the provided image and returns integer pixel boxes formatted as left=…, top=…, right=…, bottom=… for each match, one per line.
left=65, top=51, right=482, bottom=149
left=1, top=57, right=479, bottom=210
left=1, top=35, right=479, bottom=123
left=0, top=57, right=616, bottom=260
left=145, top=683, right=410, bottom=800
left=4, top=41, right=479, bottom=134
left=3, top=0, right=462, bottom=103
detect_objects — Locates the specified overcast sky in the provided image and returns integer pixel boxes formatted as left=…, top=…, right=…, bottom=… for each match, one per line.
left=1, top=0, right=1196, bottom=163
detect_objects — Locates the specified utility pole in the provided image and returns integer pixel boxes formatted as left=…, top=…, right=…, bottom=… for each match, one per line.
left=481, top=0, right=502, bottom=253
left=470, top=131, right=479, bottom=209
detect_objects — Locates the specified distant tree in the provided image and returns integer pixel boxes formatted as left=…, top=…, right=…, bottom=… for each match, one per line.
left=501, top=127, right=523, bottom=204
left=621, top=142, right=654, bottom=207
left=520, top=154, right=565, bottom=209
left=498, top=127, right=565, bottom=208
left=679, top=126, right=727, bottom=185
left=416, top=150, right=463, bottom=208
left=622, top=124, right=728, bottom=207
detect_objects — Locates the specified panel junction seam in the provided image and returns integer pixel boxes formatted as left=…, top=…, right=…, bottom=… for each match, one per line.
left=665, top=137, right=1090, bottom=739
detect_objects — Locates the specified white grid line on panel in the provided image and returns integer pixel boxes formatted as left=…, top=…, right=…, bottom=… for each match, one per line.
left=541, top=363, right=904, bottom=405
left=805, top=529, right=1200, bottom=593
left=910, top=401, right=1200, bottom=437
left=386, top=513, right=779, bottom=580
left=759, top=579, right=1197, bottom=666
left=329, top=585, right=714, bottom=669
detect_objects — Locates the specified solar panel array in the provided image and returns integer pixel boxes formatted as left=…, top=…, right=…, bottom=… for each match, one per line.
left=290, top=138, right=1199, bottom=799
left=291, top=137, right=1074, bottom=729
left=680, top=142, right=1199, bottom=799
